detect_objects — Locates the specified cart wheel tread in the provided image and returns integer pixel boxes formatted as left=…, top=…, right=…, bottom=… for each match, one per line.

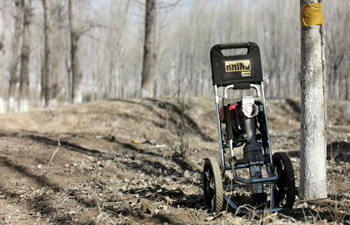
left=203, top=157, right=224, bottom=213
left=272, top=152, right=296, bottom=209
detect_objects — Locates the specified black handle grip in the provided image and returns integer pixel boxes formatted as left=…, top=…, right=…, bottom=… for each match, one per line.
left=213, top=42, right=251, bottom=51
left=233, top=83, right=251, bottom=90
left=211, top=42, right=257, bottom=58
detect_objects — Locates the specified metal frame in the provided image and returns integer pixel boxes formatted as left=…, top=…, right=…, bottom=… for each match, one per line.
left=213, top=82, right=281, bottom=212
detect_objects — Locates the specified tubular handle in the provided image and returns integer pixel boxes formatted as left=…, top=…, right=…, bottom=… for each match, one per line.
left=224, top=83, right=261, bottom=98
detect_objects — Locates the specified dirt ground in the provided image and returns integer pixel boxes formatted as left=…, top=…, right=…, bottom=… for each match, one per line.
left=0, top=97, right=349, bottom=225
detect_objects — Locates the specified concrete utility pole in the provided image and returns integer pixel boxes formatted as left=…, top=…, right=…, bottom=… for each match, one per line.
left=299, top=0, right=327, bottom=199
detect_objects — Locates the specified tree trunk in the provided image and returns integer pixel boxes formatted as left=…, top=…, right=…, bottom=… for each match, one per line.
left=107, top=0, right=130, bottom=99
left=299, top=0, right=327, bottom=199
left=8, top=0, right=23, bottom=113
left=18, top=0, right=32, bottom=112
left=0, top=0, right=5, bottom=113
left=69, top=0, right=82, bottom=103
left=42, top=0, right=51, bottom=107
left=141, top=0, right=157, bottom=97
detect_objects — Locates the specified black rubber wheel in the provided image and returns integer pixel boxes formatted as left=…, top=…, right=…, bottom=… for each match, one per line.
left=272, top=152, right=296, bottom=209
left=203, top=157, right=224, bottom=213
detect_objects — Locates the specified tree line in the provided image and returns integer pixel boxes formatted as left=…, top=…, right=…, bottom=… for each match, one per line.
left=0, top=0, right=348, bottom=112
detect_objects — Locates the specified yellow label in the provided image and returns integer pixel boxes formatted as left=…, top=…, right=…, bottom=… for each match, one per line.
left=225, top=60, right=251, bottom=76
left=301, top=3, right=324, bottom=26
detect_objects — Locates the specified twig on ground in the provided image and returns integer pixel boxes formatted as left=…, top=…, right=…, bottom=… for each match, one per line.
left=48, top=138, right=61, bottom=167
left=94, top=202, right=108, bottom=225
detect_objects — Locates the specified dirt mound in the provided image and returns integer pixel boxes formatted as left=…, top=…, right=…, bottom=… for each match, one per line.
left=0, top=98, right=349, bottom=224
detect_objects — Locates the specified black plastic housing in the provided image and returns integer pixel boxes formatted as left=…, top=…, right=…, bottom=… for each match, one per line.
left=210, top=42, right=263, bottom=86
left=243, top=142, right=264, bottom=164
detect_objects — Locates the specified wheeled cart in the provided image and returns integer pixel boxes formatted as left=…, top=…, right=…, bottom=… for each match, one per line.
left=203, top=42, right=296, bottom=213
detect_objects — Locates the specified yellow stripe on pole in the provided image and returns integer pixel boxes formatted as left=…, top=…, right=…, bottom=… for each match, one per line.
left=301, top=3, right=324, bottom=26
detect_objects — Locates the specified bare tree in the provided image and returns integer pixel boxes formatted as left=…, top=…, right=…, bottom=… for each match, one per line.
left=0, top=0, right=348, bottom=109
left=18, top=0, right=32, bottom=112
left=8, top=0, right=23, bottom=113
left=324, top=1, right=348, bottom=100
left=41, top=0, right=51, bottom=107
left=141, top=0, right=157, bottom=97
left=0, top=2, right=3, bottom=51
left=0, top=0, right=5, bottom=113
left=106, top=0, right=131, bottom=99
left=41, top=0, right=61, bottom=107
left=50, top=1, right=66, bottom=105
left=299, top=0, right=327, bottom=199
left=69, top=0, right=83, bottom=103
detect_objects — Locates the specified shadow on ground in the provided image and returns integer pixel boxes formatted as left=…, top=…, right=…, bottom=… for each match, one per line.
left=286, top=141, right=350, bottom=163
left=112, top=98, right=214, bottom=142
